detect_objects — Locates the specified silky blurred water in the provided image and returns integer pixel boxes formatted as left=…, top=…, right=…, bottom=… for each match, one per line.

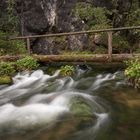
left=0, top=66, right=139, bottom=140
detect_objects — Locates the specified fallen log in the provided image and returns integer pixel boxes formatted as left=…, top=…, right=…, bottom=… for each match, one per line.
left=34, top=54, right=140, bottom=63
left=0, top=54, right=140, bottom=63
left=0, top=55, right=22, bottom=62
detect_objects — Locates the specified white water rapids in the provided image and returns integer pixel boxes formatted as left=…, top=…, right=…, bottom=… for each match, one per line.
left=0, top=69, right=125, bottom=139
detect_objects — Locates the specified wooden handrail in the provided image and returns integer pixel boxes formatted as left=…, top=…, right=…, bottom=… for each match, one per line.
left=10, top=26, right=140, bottom=60
left=11, top=26, right=140, bottom=40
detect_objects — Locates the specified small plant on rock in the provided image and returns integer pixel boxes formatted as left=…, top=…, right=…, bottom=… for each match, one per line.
left=60, top=65, right=75, bottom=76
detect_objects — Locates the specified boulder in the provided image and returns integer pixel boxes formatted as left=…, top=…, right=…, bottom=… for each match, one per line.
left=70, top=96, right=97, bottom=129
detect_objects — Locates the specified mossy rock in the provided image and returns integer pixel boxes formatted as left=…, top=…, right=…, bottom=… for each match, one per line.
left=70, top=97, right=93, bottom=117
left=70, top=97, right=96, bottom=129
left=0, top=76, right=12, bottom=85
left=70, top=97, right=96, bottom=117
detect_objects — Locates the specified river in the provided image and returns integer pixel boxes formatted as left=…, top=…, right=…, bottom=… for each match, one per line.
left=0, top=66, right=140, bottom=140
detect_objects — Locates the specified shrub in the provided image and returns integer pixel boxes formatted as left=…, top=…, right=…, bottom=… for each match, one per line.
left=0, top=62, right=15, bottom=76
left=74, top=2, right=111, bottom=30
left=0, top=32, right=27, bottom=55
left=125, top=58, right=140, bottom=88
left=0, top=0, right=18, bottom=33
left=60, top=65, right=75, bottom=76
left=125, top=58, right=140, bottom=78
left=16, top=56, right=39, bottom=71
left=113, top=35, right=130, bottom=53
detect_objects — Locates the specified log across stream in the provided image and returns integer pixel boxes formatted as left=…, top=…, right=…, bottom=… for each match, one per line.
left=0, top=54, right=140, bottom=63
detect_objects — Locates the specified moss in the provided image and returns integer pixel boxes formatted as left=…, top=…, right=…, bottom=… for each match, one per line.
left=70, top=96, right=96, bottom=129
left=70, top=97, right=93, bottom=117
left=60, top=51, right=94, bottom=55
left=0, top=76, right=12, bottom=85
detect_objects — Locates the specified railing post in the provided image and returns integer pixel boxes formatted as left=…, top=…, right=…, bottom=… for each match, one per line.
left=107, top=31, right=113, bottom=61
left=26, top=37, right=31, bottom=55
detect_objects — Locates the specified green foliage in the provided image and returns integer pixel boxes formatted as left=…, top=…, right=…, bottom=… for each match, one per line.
left=0, top=0, right=18, bottom=33
left=75, top=3, right=94, bottom=21
left=16, top=56, right=39, bottom=71
left=0, top=62, right=15, bottom=76
left=0, top=32, right=27, bottom=55
left=0, top=56, right=39, bottom=79
left=113, top=35, right=130, bottom=53
left=0, top=1, right=25, bottom=55
left=91, top=7, right=112, bottom=29
left=60, top=65, right=75, bottom=76
left=124, top=0, right=140, bottom=37
left=0, top=0, right=24, bottom=55
left=74, top=2, right=112, bottom=29
left=93, top=47, right=108, bottom=54
left=125, top=58, right=140, bottom=78
left=125, top=58, right=140, bottom=88
left=124, top=0, right=140, bottom=26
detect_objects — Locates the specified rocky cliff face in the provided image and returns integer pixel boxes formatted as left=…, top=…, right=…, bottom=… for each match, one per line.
left=0, top=0, right=135, bottom=54
left=15, top=0, right=88, bottom=54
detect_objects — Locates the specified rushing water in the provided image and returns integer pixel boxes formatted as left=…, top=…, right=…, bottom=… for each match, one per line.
left=0, top=66, right=140, bottom=140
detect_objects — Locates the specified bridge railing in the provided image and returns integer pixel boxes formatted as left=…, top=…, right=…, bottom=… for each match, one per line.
left=11, top=26, right=140, bottom=60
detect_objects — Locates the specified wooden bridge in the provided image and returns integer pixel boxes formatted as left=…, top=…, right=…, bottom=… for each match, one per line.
left=8, top=26, right=140, bottom=63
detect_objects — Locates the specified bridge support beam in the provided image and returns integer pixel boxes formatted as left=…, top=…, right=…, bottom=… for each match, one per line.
left=26, top=38, right=31, bottom=55
left=107, top=32, right=113, bottom=61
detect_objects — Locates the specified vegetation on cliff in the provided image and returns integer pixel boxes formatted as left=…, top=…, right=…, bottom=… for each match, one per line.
left=74, top=2, right=111, bottom=30
left=0, top=0, right=26, bottom=55
left=74, top=1, right=140, bottom=53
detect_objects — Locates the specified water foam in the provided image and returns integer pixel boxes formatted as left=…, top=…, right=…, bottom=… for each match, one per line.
left=0, top=69, right=112, bottom=134
left=0, top=103, right=69, bottom=130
